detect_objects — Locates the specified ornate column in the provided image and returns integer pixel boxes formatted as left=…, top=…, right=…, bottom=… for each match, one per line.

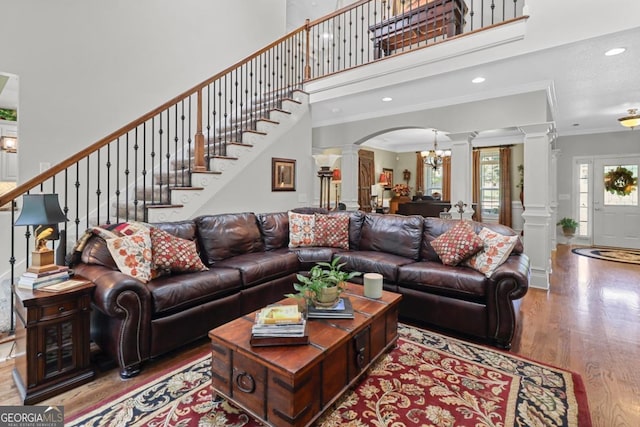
left=448, top=132, right=475, bottom=220
left=521, top=125, right=554, bottom=290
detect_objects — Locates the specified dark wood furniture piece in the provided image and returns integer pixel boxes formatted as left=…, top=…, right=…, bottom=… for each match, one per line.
left=369, top=0, right=468, bottom=58
left=12, top=281, right=95, bottom=404
left=397, top=200, right=478, bottom=220
left=209, top=285, right=401, bottom=427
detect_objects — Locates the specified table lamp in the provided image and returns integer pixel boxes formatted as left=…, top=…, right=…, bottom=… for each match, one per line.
left=15, top=194, right=67, bottom=274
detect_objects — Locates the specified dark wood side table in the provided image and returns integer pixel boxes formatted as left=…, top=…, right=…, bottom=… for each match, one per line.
left=12, top=280, right=95, bottom=404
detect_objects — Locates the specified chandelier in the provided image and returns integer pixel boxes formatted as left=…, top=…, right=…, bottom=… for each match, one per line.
left=618, top=108, right=640, bottom=129
left=420, top=130, right=451, bottom=170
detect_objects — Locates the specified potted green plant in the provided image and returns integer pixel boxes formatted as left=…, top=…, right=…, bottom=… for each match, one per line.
left=557, top=217, right=579, bottom=237
left=287, top=257, right=361, bottom=308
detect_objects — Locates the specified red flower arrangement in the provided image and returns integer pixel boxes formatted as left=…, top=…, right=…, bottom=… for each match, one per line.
left=392, top=183, right=411, bottom=196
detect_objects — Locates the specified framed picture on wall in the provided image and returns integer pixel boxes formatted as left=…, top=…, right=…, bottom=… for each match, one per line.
left=272, top=158, right=296, bottom=191
left=382, top=168, right=394, bottom=189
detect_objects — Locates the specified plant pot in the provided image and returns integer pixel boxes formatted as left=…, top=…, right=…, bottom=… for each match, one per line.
left=562, top=226, right=576, bottom=237
left=313, top=286, right=340, bottom=308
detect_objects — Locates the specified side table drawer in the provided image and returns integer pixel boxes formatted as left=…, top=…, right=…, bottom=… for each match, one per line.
left=40, top=300, right=79, bottom=320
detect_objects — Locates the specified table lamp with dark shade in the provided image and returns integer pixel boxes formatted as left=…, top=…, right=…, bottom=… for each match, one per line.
left=15, top=194, right=67, bottom=274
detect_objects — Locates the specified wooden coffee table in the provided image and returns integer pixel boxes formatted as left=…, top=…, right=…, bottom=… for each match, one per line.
left=208, top=284, right=401, bottom=427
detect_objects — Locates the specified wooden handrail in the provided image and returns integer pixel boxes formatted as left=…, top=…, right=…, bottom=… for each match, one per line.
left=0, top=24, right=308, bottom=207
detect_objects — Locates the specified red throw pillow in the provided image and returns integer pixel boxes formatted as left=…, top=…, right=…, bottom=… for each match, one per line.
left=150, top=227, right=208, bottom=278
left=431, top=220, right=484, bottom=266
left=314, top=214, right=350, bottom=250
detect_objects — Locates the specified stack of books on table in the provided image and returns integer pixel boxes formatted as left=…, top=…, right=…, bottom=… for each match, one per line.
left=307, top=297, right=354, bottom=319
left=250, top=304, right=308, bottom=347
left=17, top=266, right=71, bottom=290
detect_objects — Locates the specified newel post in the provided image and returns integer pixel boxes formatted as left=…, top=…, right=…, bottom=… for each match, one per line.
left=193, top=88, right=206, bottom=172
left=304, top=19, right=311, bottom=80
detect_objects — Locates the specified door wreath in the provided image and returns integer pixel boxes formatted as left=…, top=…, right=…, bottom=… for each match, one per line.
left=604, top=166, right=637, bottom=196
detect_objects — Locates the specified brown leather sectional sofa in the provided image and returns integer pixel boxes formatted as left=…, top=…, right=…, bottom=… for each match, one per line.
left=73, top=210, right=530, bottom=378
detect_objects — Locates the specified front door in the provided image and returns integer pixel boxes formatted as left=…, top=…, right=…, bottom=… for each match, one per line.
left=358, top=150, right=375, bottom=212
left=593, top=157, right=640, bottom=249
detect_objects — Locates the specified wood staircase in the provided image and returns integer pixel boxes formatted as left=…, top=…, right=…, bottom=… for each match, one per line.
left=113, top=90, right=308, bottom=223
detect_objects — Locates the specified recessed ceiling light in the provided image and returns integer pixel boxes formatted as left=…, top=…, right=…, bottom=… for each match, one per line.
left=381, top=97, right=393, bottom=102
left=472, top=77, right=486, bottom=84
left=605, top=47, right=626, bottom=56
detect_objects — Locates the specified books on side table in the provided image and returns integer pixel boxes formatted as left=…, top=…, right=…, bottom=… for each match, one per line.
left=250, top=304, right=309, bottom=347
left=17, top=266, right=72, bottom=290
left=307, top=297, right=354, bottom=319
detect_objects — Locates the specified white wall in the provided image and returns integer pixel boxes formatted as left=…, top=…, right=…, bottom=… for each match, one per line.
left=1, top=0, right=286, bottom=184
left=193, top=108, right=314, bottom=216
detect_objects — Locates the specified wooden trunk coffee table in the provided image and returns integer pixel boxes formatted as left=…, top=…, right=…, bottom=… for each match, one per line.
left=208, top=284, right=401, bottom=427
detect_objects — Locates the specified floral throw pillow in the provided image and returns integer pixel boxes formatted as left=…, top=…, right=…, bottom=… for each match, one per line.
left=465, top=227, right=519, bottom=278
left=150, top=227, right=208, bottom=278
left=106, top=229, right=153, bottom=283
left=288, top=212, right=315, bottom=248
left=314, top=214, right=349, bottom=250
left=430, top=220, right=484, bottom=266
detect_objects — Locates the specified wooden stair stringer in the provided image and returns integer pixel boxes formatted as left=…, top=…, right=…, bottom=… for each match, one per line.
left=146, top=90, right=309, bottom=222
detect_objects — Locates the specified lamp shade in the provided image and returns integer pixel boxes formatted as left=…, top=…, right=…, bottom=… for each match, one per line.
left=15, top=194, right=67, bottom=226
left=332, top=168, right=342, bottom=182
left=312, top=154, right=341, bottom=169
left=378, top=173, right=389, bottom=186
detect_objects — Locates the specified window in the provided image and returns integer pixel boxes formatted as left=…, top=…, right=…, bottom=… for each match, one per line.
left=424, top=166, right=442, bottom=197
left=577, top=162, right=590, bottom=237
left=479, top=148, right=500, bottom=221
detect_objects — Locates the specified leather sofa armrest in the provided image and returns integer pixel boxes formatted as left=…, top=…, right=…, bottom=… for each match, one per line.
left=484, top=253, right=530, bottom=349
left=74, top=262, right=152, bottom=318
left=73, top=262, right=152, bottom=378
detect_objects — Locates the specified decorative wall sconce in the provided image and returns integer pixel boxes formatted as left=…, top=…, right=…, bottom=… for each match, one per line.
left=0, top=136, right=17, bottom=152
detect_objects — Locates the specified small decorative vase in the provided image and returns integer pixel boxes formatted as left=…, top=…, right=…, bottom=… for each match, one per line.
left=313, top=286, right=340, bottom=308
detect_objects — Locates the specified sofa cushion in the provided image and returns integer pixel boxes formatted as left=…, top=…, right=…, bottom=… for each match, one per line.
left=214, top=250, right=300, bottom=288
left=152, top=220, right=198, bottom=242
left=398, top=260, right=488, bottom=303
left=150, top=227, right=208, bottom=277
left=257, top=211, right=289, bottom=250
left=465, top=227, right=519, bottom=278
left=334, top=250, right=415, bottom=283
left=289, top=246, right=337, bottom=268
left=314, top=213, right=349, bottom=249
left=359, top=213, right=423, bottom=260
left=430, top=220, right=484, bottom=265
left=195, top=213, right=264, bottom=265
left=146, top=267, right=242, bottom=315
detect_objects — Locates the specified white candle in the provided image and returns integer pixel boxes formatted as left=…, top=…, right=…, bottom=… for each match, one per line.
left=363, top=273, right=383, bottom=299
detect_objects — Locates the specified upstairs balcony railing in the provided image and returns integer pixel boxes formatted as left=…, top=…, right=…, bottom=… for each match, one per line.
left=0, top=0, right=525, bottom=333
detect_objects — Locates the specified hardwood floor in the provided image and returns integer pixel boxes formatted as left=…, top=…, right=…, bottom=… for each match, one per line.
left=0, top=244, right=638, bottom=426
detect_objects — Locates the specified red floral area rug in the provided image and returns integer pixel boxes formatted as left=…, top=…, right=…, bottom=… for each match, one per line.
left=66, top=325, right=591, bottom=426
